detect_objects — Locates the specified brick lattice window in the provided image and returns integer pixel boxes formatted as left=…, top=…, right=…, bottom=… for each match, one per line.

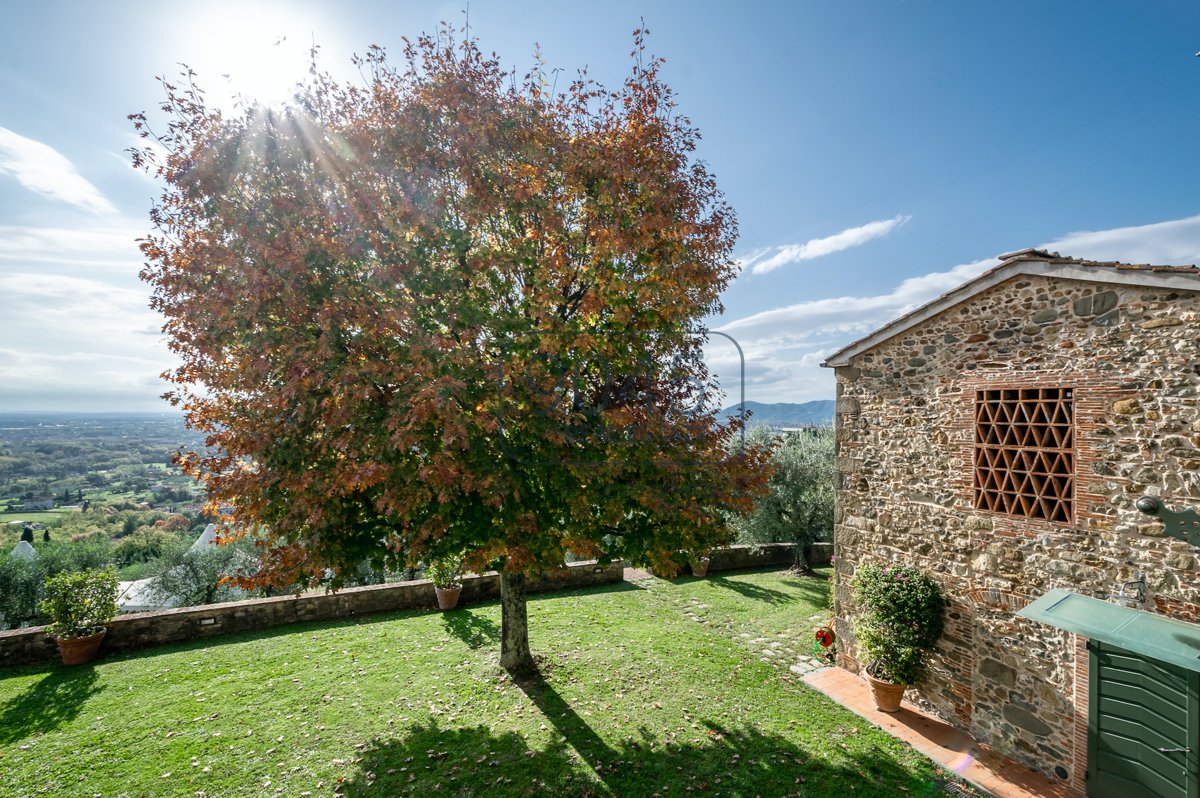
left=974, top=387, right=1074, bottom=522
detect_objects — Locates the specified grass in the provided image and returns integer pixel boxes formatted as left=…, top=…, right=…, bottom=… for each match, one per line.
left=0, top=509, right=78, bottom=546
left=0, top=509, right=75, bottom=525
left=0, top=569, right=972, bottom=798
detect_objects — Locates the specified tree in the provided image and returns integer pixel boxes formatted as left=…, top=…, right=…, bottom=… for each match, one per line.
left=0, top=555, right=45, bottom=629
left=133, top=26, right=772, bottom=674
left=145, top=538, right=257, bottom=608
left=728, top=426, right=834, bottom=573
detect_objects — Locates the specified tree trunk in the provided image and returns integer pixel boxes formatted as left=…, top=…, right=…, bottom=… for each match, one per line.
left=499, top=570, right=535, bottom=675
left=793, top=540, right=814, bottom=575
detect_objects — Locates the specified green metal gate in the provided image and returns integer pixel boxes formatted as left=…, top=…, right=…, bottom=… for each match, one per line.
left=1089, top=641, right=1200, bottom=798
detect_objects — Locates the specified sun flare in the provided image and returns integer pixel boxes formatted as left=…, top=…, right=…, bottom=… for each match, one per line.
left=178, top=4, right=328, bottom=110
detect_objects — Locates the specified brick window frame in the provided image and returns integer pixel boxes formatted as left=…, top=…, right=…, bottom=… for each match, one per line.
left=973, top=386, right=1075, bottom=523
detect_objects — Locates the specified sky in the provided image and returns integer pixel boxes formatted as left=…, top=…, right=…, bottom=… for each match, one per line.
left=1, top=1, right=1198, bottom=412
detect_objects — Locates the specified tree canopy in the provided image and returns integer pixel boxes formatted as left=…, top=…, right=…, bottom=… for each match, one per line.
left=728, top=426, right=834, bottom=572
left=134, top=26, right=772, bottom=671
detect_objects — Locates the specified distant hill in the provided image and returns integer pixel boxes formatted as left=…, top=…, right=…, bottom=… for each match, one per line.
left=720, top=400, right=835, bottom=428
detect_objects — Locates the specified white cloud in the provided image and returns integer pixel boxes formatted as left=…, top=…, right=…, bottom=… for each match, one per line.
left=0, top=127, right=117, bottom=215
left=0, top=272, right=161, bottom=346
left=1044, top=215, right=1200, bottom=266
left=0, top=270, right=146, bottom=308
left=0, top=271, right=173, bottom=412
left=710, top=258, right=999, bottom=404
left=722, top=256, right=998, bottom=342
left=0, top=224, right=144, bottom=270
left=9, top=211, right=1200, bottom=412
left=715, top=212, right=1200, bottom=404
left=732, top=245, right=773, bottom=272
left=750, top=215, right=911, bottom=276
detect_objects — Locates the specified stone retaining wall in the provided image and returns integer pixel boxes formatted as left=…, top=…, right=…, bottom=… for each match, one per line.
left=708, top=541, right=832, bottom=572
left=0, top=560, right=622, bottom=667
left=0, top=545, right=828, bottom=667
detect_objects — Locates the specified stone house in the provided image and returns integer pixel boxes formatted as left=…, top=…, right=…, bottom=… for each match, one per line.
left=823, top=249, right=1200, bottom=798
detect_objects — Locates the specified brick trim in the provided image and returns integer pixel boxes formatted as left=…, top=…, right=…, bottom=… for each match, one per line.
left=962, top=587, right=1034, bottom=611
left=1152, top=594, right=1200, bottom=623
left=951, top=369, right=1129, bottom=536
left=1072, top=634, right=1089, bottom=794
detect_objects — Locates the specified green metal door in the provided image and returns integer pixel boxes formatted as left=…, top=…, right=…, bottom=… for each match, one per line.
left=1089, top=641, right=1200, bottom=798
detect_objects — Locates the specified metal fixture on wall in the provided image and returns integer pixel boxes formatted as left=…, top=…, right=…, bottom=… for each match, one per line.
left=1135, top=496, right=1200, bottom=547
left=1113, top=574, right=1145, bottom=607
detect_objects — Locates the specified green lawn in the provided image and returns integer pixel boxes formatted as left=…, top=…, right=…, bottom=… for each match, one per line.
left=0, top=509, right=75, bottom=525
left=0, top=509, right=78, bottom=546
left=0, top=569, right=973, bottom=798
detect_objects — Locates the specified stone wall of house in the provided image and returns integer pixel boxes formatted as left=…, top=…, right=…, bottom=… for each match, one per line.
left=832, top=272, right=1200, bottom=788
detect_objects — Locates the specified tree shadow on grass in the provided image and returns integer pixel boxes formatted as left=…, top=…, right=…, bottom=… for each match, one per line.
left=773, top=572, right=834, bottom=604
left=339, top=720, right=579, bottom=797
left=0, top=665, right=103, bottom=744
left=528, top=579, right=645, bottom=602
left=705, top=575, right=799, bottom=605
left=341, top=674, right=965, bottom=797
left=441, top=609, right=501, bottom=649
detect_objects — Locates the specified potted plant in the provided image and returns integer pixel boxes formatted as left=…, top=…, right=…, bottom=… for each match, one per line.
left=40, top=567, right=119, bottom=665
left=427, top=554, right=465, bottom=610
left=689, top=549, right=712, bottom=578
left=851, top=562, right=945, bottom=712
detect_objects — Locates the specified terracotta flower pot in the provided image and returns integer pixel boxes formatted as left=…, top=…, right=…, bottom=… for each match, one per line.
left=690, top=558, right=710, bottom=578
left=866, top=674, right=906, bottom=713
left=55, top=629, right=106, bottom=665
left=435, top=586, right=462, bottom=610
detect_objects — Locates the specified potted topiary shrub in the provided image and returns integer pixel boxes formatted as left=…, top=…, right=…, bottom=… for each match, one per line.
left=851, top=561, right=945, bottom=712
left=427, top=554, right=465, bottom=610
left=40, top=567, right=120, bottom=665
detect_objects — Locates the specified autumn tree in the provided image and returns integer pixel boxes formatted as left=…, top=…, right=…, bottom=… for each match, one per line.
left=133, top=27, right=772, bottom=674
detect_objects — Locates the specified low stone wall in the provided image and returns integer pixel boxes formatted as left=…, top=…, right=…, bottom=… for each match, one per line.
left=708, top=542, right=832, bottom=572
left=808, top=542, right=833, bottom=566
left=0, top=560, right=622, bottom=668
left=0, top=545, right=828, bottom=668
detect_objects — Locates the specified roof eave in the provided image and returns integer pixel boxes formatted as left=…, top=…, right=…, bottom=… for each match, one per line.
left=822, top=259, right=1200, bottom=368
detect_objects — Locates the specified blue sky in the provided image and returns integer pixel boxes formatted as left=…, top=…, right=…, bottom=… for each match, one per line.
left=1, top=1, right=1198, bottom=411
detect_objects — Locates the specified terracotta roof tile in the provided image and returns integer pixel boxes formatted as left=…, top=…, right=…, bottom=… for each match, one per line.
left=997, top=248, right=1199, bottom=273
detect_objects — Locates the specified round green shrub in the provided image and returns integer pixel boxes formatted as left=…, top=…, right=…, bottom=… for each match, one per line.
left=426, top=554, right=464, bottom=589
left=39, top=567, right=120, bottom=639
left=852, top=561, right=945, bottom=685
